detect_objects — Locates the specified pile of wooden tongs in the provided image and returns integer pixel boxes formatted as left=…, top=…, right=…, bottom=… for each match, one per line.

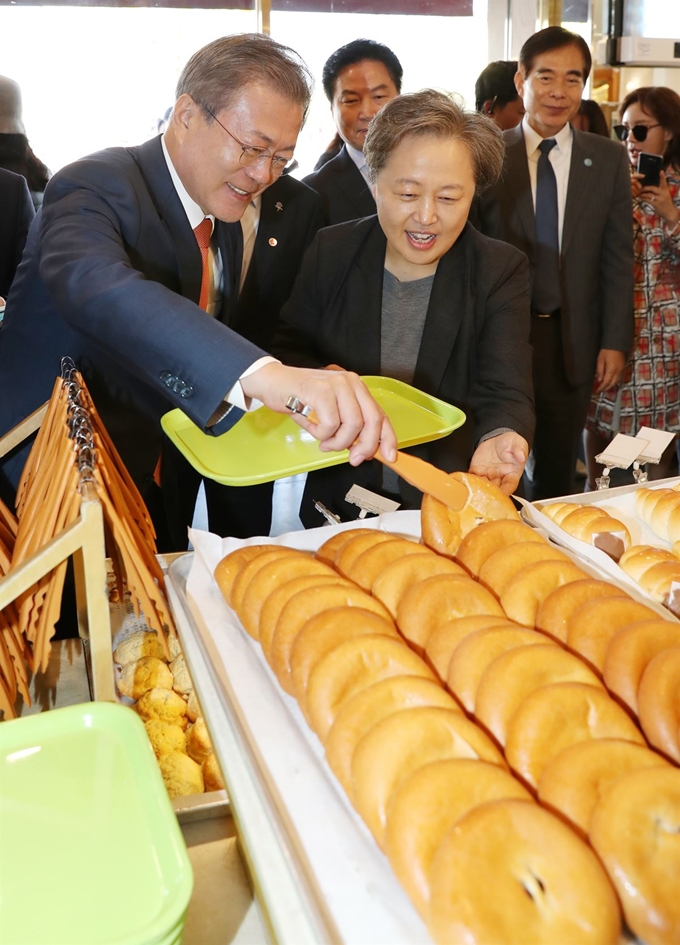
left=1, top=363, right=175, bottom=718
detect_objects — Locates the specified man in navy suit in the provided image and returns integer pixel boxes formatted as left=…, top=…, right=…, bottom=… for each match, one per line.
left=475, top=27, right=633, bottom=500
left=0, top=166, right=33, bottom=301
left=304, top=39, right=402, bottom=225
left=0, top=34, right=395, bottom=530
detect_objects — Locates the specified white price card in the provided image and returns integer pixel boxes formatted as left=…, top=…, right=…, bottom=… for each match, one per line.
left=635, top=427, right=676, bottom=463
left=595, top=433, right=650, bottom=470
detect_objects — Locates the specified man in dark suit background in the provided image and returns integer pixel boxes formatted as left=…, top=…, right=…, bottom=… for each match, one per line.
left=0, top=34, right=396, bottom=534
left=0, top=166, right=33, bottom=301
left=475, top=27, right=634, bottom=500
left=303, top=39, right=402, bottom=225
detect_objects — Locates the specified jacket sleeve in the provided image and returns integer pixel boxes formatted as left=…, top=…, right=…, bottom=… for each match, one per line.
left=38, top=158, right=266, bottom=436
left=598, top=145, right=635, bottom=353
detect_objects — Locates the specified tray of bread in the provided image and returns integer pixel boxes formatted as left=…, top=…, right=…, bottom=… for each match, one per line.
left=522, top=478, right=680, bottom=618
left=166, top=471, right=679, bottom=945
left=161, top=375, right=465, bottom=486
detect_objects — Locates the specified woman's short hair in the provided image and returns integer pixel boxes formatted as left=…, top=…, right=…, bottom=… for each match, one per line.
left=620, top=86, right=680, bottom=168
left=364, top=89, right=505, bottom=193
left=176, top=33, right=313, bottom=125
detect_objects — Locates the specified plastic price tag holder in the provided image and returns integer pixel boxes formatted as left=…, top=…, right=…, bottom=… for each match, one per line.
left=635, top=427, right=676, bottom=465
left=594, top=434, right=651, bottom=489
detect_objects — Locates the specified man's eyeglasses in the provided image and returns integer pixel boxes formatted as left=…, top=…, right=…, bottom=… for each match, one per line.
left=201, top=104, right=291, bottom=174
left=613, top=123, right=661, bottom=143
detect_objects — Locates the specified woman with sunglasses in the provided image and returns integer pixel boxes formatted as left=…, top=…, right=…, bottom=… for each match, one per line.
left=585, top=86, right=680, bottom=485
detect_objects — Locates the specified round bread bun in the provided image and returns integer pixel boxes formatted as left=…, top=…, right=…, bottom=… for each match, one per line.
left=372, top=553, right=465, bottom=618
left=421, top=471, right=520, bottom=558
left=475, top=644, right=603, bottom=746
left=385, top=759, right=532, bottom=918
left=315, top=527, right=376, bottom=566
left=539, top=501, right=582, bottom=524
left=396, top=574, right=504, bottom=654
left=113, top=630, right=164, bottom=666
left=447, top=628, right=552, bottom=713
left=535, top=579, right=625, bottom=642
left=344, top=538, right=433, bottom=592
left=589, top=766, right=680, bottom=945
left=674, top=540, right=680, bottom=559
left=118, top=656, right=172, bottom=700
left=650, top=492, right=680, bottom=541
left=269, top=584, right=392, bottom=694
left=238, top=555, right=336, bottom=640
left=306, top=635, right=437, bottom=740
left=426, top=616, right=519, bottom=680
left=566, top=597, right=658, bottom=673
left=668, top=506, right=680, bottom=544
left=504, top=682, right=645, bottom=789
left=230, top=547, right=307, bottom=612
left=637, top=647, right=680, bottom=763
left=158, top=751, right=204, bottom=799
left=567, top=513, right=631, bottom=549
left=350, top=706, right=505, bottom=847
left=602, top=618, right=680, bottom=713
left=134, top=687, right=188, bottom=729
left=559, top=505, right=614, bottom=531
left=258, top=575, right=350, bottom=660
left=144, top=719, right=187, bottom=759
left=333, top=530, right=395, bottom=577
left=537, top=738, right=670, bottom=836
left=288, top=606, right=399, bottom=711
left=428, top=798, right=621, bottom=945
left=324, top=676, right=458, bottom=796
left=214, top=544, right=279, bottom=601
left=634, top=487, right=675, bottom=520
left=619, top=545, right=677, bottom=580
left=455, top=519, right=546, bottom=577
left=202, top=752, right=225, bottom=792
left=637, top=560, right=680, bottom=603
left=478, top=542, right=569, bottom=598
left=500, top=559, right=587, bottom=627
left=186, top=716, right=212, bottom=765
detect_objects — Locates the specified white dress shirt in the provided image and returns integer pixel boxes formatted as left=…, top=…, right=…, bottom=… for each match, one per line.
left=345, top=141, right=373, bottom=188
left=521, top=116, right=573, bottom=250
left=161, top=136, right=275, bottom=414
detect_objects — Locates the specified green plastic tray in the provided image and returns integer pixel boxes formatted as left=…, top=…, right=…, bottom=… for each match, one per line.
left=161, top=375, right=465, bottom=486
left=0, top=702, right=193, bottom=945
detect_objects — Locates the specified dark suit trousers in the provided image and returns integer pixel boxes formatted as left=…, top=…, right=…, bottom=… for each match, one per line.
left=161, top=437, right=273, bottom=550
left=524, top=316, right=591, bottom=501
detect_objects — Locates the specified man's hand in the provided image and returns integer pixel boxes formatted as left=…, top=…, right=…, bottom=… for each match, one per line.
left=468, top=431, right=529, bottom=495
left=240, top=362, right=397, bottom=465
left=593, top=349, right=626, bottom=393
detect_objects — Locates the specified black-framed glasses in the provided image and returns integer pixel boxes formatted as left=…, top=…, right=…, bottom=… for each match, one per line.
left=613, top=123, right=661, bottom=142
left=200, top=104, right=292, bottom=174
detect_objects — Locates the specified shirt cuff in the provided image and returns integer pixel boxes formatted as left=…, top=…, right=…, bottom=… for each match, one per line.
left=478, top=427, right=515, bottom=444
left=206, top=356, right=280, bottom=427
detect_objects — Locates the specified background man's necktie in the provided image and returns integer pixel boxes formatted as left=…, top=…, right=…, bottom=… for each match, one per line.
left=194, top=217, right=213, bottom=311
left=532, top=138, right=561, bottom=314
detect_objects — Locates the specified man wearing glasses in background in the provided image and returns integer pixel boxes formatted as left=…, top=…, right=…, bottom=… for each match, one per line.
left=0, top=34, right=396, bottom=547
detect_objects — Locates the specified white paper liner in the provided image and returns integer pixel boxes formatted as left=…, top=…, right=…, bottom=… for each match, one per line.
left=185, top=512, right=430, bottom=945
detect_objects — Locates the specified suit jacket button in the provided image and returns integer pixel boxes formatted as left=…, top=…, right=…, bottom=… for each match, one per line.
left=160, top=370, right=172, bottom=383
left=180, top=386, right=193, bottom=399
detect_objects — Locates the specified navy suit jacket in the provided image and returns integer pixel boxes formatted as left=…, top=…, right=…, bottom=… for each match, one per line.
left=232, top=174, right=324, bottom=348
left=474, top=125, right=634, bottom=386
left=0, top=135, right=266, bottom=492
left=272, top=216, right=535, bottom=523
left=303, top=144, right=375, bottom=225
left=0, top=167, right=34, bottom=299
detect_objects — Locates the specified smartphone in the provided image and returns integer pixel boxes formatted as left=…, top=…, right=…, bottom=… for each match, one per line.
left=637, top=152, right=663, bottom=188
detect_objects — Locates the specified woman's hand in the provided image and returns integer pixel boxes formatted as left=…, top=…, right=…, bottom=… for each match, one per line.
left=633, top=170, right=680, bottom=228
left=468, top=431, right=529, bottom=496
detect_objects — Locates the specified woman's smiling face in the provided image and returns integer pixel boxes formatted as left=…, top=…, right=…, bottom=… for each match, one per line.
left=374, top=133, right=476, bottom=282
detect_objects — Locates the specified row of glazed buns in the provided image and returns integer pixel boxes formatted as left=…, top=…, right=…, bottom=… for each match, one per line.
left=214, top=472, right=679, bottom=945
left=112, top=629, right=225, bottom=798
left=635, top=483, right=680, bottom=545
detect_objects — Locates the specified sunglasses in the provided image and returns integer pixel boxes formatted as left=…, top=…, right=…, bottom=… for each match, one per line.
left=613, top=123, right=661, bottom=142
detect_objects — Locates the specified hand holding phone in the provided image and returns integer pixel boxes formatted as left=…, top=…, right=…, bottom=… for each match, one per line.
left=637, top=152, right=663, bottom=188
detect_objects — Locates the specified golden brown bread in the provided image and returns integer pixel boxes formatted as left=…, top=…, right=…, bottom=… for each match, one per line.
left=602, top=618, right=680, bottom=713
left=455, top=519, right=546, bottom=577
left=637, top=646, right=680, bottom=763
left=426, top=616, right=518, bottom=680
left=535, top=579, right=624, bottom=642
left=371, top=552, right=465, bottom=617
left=478, top=542, right=569, bottom=598
left=499, top=559, right=587, bottom=627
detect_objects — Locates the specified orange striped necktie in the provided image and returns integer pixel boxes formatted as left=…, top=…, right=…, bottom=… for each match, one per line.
left=193, top=217, right=213, bottom=311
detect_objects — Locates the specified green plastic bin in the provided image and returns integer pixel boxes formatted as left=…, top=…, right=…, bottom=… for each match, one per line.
left=0, top=702, right=193, bottom=945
